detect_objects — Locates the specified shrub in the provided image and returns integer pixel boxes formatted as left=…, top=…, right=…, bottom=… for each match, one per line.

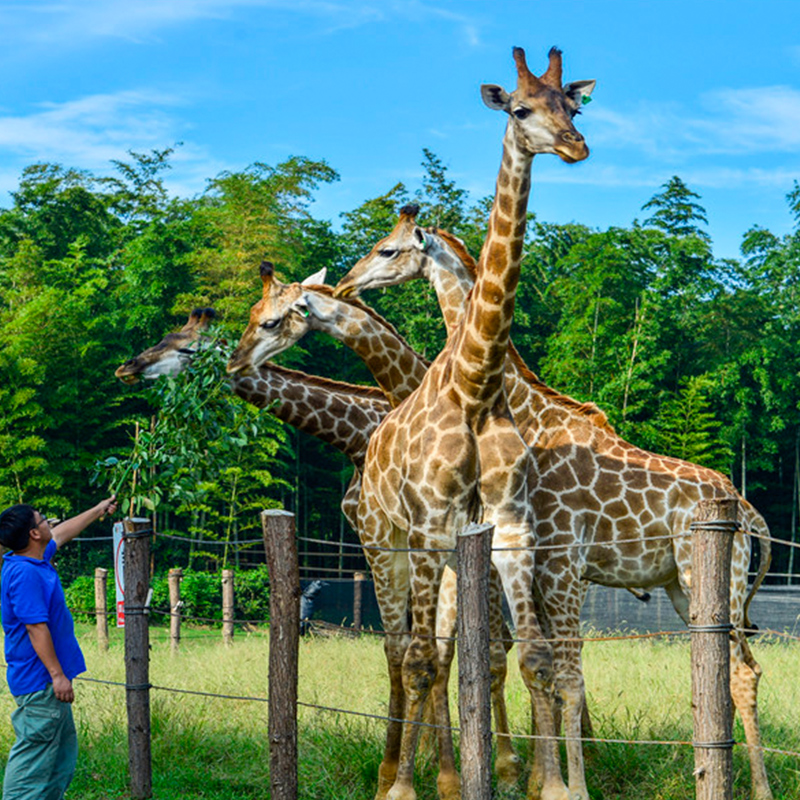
left=65, top=566, right=271, bottom=628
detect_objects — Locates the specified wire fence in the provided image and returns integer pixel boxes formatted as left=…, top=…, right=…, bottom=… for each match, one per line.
left=11, top=512, right=798, bottom=799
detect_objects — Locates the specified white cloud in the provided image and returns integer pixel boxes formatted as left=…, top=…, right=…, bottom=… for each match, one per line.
left=529, top=161, right=799, bottom=192
left=0, top=90, right=187, bottom=166
left=585, top=85, right=800, bottom=159
left=694, top=85, right=800, bottom=153
left=1, top=0, right=484, bottom=47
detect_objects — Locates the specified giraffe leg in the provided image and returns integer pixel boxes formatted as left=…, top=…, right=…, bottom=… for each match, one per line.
left=376, top=634, right=409, bottom=800
left=365, top=533, right=412, bottom=800
left=529, top=557, right=591, bottom=800
left=387, top=554, right=448, bottom=800
left=489, top=569, right=522, bottom=787
left=554, top=654, right=589, bottom=800
left=492, top=530, right=568, bottom=800
left=433, top=566, right=460, bottom=800
left=730, top=635, right=773, bottom=800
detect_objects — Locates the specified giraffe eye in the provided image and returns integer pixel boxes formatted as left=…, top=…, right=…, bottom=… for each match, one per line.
left=378, top=249, right=396, bottom=259
left=260, top=319, right=280, bottom=330
left=513, top=107, right=531, bottom=120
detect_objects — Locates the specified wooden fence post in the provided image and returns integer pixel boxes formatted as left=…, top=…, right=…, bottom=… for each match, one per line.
left=262, top=509, right=300, bottom=800
left=123, top=516, right=153, bottom=800
left=690, top=497, right=738, bottom=800
left=95, top=567, right=109, bottom=651
left=222, top=568, right=235, bottom=646
left=169, top=568, right=183, bottom=654
left=457, top=522, right=494, bottom=800
left=353, top=571, right=366, bottom=634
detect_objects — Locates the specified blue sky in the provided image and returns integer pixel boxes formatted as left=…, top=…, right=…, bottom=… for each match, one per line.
left=1, top=0, right=799, bottom=259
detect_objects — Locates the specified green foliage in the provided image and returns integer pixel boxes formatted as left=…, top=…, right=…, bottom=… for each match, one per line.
left=642, top=175, right=710, bottom=241
left=1, top=146, right=800, bottom=579
left=93, top=330, right=286, bottom=567
left=64, top=566, right=271, bottom=626
left=649, top=375, right=733, bottom=471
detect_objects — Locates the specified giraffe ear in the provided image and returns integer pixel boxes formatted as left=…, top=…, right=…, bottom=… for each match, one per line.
left=291, top=294, right=311, bottom=319
left=295, top=291, right=332, bottom=322
left=413, top=228, right=431, bottom=252
left=301, top=267, right=327, bottom=286
left=564, top=80, right=596, bottom=106
left=481, top=84, right=511, bottom=112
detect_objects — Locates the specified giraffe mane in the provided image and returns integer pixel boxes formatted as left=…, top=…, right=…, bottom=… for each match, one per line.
left=506, top=343, right=616, bottom=432
left=430, top=228, right=479, bottom=279
left=303, top=284, right=432, bottom=368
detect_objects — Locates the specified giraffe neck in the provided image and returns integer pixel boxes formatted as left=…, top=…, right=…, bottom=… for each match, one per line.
left=454, top=125, right=532, bottom=404
left=421, top=232, right=604, bottom=438
left=230, top=364, right=390, bottom=467
left=421, top=237, right=475, bottom=333
left=309, top=297, right=429, bottom=406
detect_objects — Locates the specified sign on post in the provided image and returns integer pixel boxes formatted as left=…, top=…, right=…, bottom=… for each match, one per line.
left=113, top=521, right=125, bottom=628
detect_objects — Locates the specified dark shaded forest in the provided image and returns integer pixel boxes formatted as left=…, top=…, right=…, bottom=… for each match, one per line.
left=1, top=147, right=798, bottom=582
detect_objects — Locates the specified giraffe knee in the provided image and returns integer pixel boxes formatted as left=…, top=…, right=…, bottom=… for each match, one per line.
left=519, top=647, right=554, bottom=691
left=403, top=646, right=438, bottom=698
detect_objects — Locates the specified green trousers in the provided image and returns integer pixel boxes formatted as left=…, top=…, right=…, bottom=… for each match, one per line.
left=2, top=684, right=78, bottom=800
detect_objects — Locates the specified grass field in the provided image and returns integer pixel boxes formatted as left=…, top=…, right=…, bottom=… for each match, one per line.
left=0, top=623, right=798, bottom=799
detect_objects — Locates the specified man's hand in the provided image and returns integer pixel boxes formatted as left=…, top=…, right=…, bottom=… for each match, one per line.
left=25, top=623, right=74, bottom=702
left=52, top=673, right=75, bottom=703
left=99, top=495, right=118, bottom=518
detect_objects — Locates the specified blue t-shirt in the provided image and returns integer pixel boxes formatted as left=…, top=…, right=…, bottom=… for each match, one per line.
left=1, top=539, right=86, bottom=696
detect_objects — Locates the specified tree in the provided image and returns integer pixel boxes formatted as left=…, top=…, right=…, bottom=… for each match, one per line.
left=649, top=375, right=733, bottom=471
left=181, top=157, right=340, bottom=323
left=641, top=176, right=710, bottom=241
left=95, top=334, right=286, bottom=569
left=414, top=148, right=468, bottom=233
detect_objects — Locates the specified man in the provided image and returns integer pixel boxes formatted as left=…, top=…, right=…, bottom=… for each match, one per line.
left=0, top=496, right=117, bottom=800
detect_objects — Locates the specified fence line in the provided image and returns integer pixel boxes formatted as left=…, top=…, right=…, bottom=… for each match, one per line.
left=42, top=507, right=800, bottom=797
left=59, top=674, right=800, bottom=760
left=25, top=672, right=786, bottom=761
left=67, top=599, right=800, bottom=647
left=73, top=523, right=798, bottom=554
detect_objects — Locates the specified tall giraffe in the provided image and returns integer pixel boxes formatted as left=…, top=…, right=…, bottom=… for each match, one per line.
left=254, top=46, right=586, bottom=800
left=335, top=208, right=774, bottom=799
left=124, top=306, right=521, bottom=790
left=227, top=268, right=525, bottom=789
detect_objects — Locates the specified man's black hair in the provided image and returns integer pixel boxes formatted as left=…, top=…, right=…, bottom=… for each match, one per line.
left=0, top=504, right=37, bottom=552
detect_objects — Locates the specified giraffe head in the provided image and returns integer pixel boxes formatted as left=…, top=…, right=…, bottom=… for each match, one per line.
left=226, top=260, right=327, bottom=375
left=114, top=308, right=217, bottom=384
left=333, top=204, right=438, bottom=299
left=481, top=46, right=594, bottom=162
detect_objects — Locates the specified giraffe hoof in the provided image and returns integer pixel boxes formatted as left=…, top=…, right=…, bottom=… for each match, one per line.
left=386, top=784, right=417, bottom=800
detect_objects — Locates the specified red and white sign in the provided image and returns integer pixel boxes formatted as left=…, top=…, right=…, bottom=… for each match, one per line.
left=113, top=522, right=125, bottom=627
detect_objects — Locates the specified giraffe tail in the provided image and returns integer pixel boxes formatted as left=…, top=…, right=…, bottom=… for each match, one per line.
left=742, top=508, right=772, bottom=636
left=627, top=587, right=651, bottom=603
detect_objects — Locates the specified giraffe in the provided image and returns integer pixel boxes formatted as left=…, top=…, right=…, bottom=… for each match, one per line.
left=227, top=263, right=428, bottom=408
left=122, top=306, right=521, bottom=790
left=261, top=45, right=589, bottom=800
left=334, top=207, right=774, bottom=799
left=225, top=266, right=525, bottom=790
left=114, top=307, right=390, bottom=528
